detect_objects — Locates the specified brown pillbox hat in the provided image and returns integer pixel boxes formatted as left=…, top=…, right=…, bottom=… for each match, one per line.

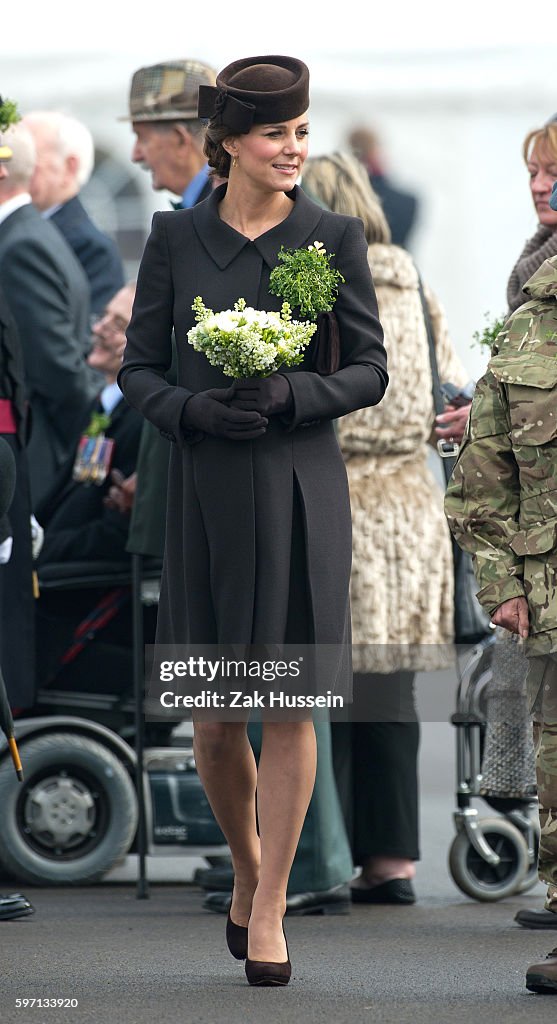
left=198, top=55, right=309, bottom=133
left=120, top=59, right=216, bottom=122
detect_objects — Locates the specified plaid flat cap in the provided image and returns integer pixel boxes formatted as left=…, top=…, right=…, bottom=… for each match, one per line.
left=120, top=59, right=216, bottom=122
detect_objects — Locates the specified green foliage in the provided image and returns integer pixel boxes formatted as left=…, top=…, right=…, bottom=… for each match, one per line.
left=472, top=312, right=506, bottom=350
left=0, top=97, right=20, bottom=134
left=269, top=240, right=345, bottom=320
left=85, top=411, right=111, bottom=437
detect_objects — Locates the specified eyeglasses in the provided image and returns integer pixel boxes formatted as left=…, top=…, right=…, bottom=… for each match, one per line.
left=90, top=313, right=128, bottom=337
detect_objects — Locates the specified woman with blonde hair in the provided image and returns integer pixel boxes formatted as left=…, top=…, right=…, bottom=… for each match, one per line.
left=507, top=116, right=557, bottom=312
left=303, top=152, right=469, bottom=903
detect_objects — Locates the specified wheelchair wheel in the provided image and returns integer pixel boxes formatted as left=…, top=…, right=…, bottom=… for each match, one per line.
left=449, top=816, right=529, bottom=901
left=0, top=731, right=138, bottom=885
left=518, top=828, right=541, bottom=894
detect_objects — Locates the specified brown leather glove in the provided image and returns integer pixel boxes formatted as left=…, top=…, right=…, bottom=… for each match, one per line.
left=226, top=374, right=292, bottom=416
left=181, top=388, right=268, bottom=440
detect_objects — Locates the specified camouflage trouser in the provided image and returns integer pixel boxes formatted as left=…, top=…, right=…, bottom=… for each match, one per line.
left=527, top=655, right=557, bottom=913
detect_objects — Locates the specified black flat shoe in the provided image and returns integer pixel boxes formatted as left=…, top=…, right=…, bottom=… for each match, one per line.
left=226, top=909, right=248, bottom=960
left=515, top=908, right=557, bottom=930
left=204, top=883, right=350, bottom=916
left=245, top=930, right=291, bottom=987
left=351, top=878, right=416, bottom=905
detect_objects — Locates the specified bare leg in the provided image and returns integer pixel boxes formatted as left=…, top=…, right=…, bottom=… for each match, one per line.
left=193, top=720, right=260, bottom=927
left=248, top=719, right=317, bottom=962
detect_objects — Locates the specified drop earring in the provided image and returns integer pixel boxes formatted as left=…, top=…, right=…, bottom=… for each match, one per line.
left=232, top=155, right=238, bottom=169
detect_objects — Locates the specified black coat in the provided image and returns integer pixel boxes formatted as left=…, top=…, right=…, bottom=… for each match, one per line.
left=120, top=184, right=387, bottom=654
left=36, top=396, right=143, bottom=566
left=0, top=204, right=97, bottom=505
left=51, top=196, right=125, bottom=316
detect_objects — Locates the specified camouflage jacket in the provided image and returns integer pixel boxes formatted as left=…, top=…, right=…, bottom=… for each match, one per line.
left=445, top=255, right=557, bottom=654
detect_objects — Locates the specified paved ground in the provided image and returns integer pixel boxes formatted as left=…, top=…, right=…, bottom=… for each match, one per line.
left=1, top=712, right=554, bottom=1023
left=1, top=884, right=555, bottom=1024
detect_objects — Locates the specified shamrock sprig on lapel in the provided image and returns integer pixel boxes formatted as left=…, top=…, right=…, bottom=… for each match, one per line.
left=84, top=411, right=111, bottom=437
left=269, top=240, right=345, bottom=320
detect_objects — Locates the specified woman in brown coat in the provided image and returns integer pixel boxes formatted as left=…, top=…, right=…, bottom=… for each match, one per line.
left=119, top=58, right=387, bottom=984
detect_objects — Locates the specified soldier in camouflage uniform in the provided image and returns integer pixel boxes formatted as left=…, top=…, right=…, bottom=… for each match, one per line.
left=445, top=251, right=557, bottom=993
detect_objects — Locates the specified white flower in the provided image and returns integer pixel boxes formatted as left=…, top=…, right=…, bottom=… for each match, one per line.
left=307, top=240, right=326, bottom=255
left=188, top=296, right=316, bottom=379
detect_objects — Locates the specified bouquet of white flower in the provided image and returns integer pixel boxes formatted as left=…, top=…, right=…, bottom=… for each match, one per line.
left=187, top=296, right=316, bottom=379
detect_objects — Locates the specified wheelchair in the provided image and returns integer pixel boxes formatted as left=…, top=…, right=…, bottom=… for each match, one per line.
left=0, top=557, right=228, bottom=888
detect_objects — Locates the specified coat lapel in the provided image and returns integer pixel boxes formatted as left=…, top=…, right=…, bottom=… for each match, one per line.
left=192, top=186, right=250, bottom=269
left=191, top=184, right=324, bottom=271
left=52, top=196, right=86, bottom=232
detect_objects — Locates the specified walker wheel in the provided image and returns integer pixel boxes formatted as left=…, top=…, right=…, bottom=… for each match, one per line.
left=449, top=816, right=529, bottom=901
left=517, top=826, right=541, bottom=895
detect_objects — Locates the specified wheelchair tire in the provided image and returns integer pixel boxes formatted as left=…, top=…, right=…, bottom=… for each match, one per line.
left=449, top=816, right=529, bottom=901
left=518, top=828, right=541, bottom=895
left=0, top=731, right=138, bottom=885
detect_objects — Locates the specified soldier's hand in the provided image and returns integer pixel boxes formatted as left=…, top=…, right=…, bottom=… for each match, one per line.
left=491, top=596, right=529, bottom=639
left=434, top=402, right=471, bottom=444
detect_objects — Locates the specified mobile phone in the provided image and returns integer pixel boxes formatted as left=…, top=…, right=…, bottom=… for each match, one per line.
left=440, top=382, right=472, bottom=408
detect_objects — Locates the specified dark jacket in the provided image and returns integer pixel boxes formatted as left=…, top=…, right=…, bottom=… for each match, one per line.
left=0, top=282, right=27, bottom=447
left=0, top=203, right=97, bottom=505
left=119, top=184, right=387, bottom=655
left=37, top=395, right=143, bottom=566
left=125, top=177, right=214, bottom=560
left=370, top=173, right=419, bottom=249
left=0, top=285, right=35, bottom=708
left=51, top=196, right=125, bottom=316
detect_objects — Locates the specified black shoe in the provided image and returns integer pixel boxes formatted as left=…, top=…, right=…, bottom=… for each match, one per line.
left=204, top=883, right=351, bottom=917
left=351, top=878, right=416, bottom=905
left=226, top=909, right=248, bottom=960
left=0, top=894, right=35, bottom=921
left=245, top=928, right=291, bottom=987
left=515, top=908, right=557, bottom=930
left=285, top=884, right=351, bottom=915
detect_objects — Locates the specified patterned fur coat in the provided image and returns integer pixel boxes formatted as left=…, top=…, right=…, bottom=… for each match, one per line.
left=337, top=243, right=467, bottom=672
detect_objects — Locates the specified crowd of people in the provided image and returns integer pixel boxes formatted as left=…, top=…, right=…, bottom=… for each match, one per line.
left=0, top=53, right=555, bottom=994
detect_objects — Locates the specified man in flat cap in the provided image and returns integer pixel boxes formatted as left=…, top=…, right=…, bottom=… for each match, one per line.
left=108, top=59, right=219, bottom=547
left=121, top=59, right=216, bottom=208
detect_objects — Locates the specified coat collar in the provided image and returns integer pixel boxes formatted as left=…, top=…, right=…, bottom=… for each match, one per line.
left=191, top=183, right=324, bottom=270
left=51, top=196, right=86, bottom=228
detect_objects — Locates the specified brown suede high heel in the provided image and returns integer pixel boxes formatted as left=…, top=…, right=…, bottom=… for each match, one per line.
left=245, top=928, right=291, bottom=986
left=226, top=909, right=248, bottom=960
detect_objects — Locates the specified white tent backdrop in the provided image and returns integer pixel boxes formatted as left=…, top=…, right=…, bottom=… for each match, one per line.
left=3, top=36, right=555, bottom=381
